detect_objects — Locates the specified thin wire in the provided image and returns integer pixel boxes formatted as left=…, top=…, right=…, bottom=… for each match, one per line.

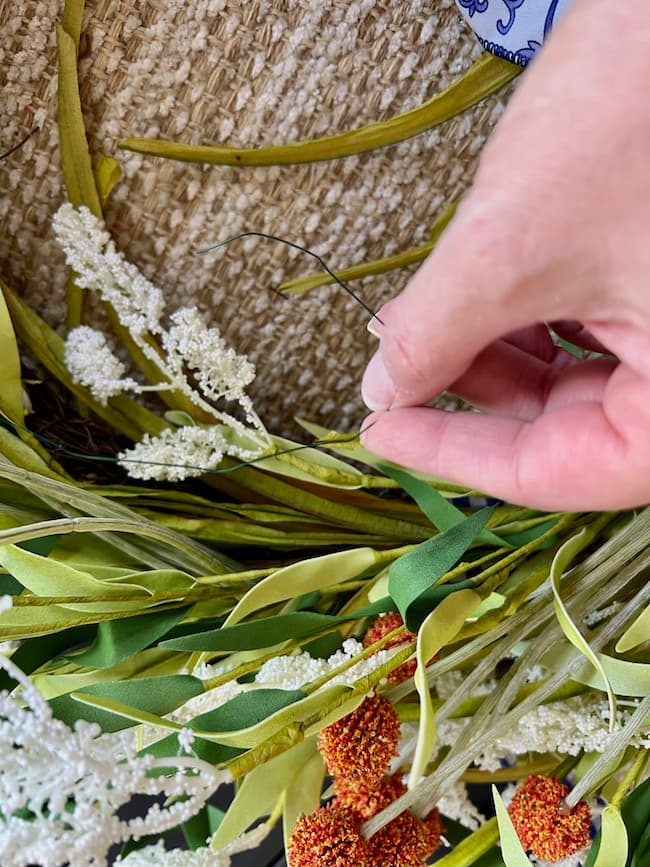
left=0, top=127, right=38, bottom=161
left=6, top=418, right=376, bottom=478
left=198, top=231, right=384, bottom=326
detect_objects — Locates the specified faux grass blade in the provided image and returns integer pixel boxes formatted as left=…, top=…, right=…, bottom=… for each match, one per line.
left=389, top=507, right=494, bottom=631
left=120, top=55, right=520, bottom=166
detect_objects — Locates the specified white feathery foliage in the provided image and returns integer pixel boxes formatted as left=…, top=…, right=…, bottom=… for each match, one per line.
left=0, top=654, right=228, bottom=867
left=118, top=821, right=272, bottom=866
left=118, top=424, right=235, bottom=482
left=53, top=203, right=270, bottom=480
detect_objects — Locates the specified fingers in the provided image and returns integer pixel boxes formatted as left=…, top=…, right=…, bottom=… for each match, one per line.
left=361, top=203, right=568, bottom=412
left=361, top=364, right=650, bottom=511
left=448, top=347, right=616, bottom=421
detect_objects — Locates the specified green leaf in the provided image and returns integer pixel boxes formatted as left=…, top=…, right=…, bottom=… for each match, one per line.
left=0, top=625, right=95, bottom=691
left=72, top=607, right=189, bottom=668
left=590, top=805, right=628, bottom=867
left=389, top=507, right=494, bottom=631
left=492, top=786, right=532, bottom=867
left=379, top=464, right=505, bottom=546
left=49, top=674, right=203, bottom=731
left=616, top=603, right=650, bottom=653
left=550, top=528, right=617, bottom=727
left=120, top=55, right=519, bottom=166
left=162, top=612, right=342, bottom=652
left=630, top=817, right=650, bottom=867
left=410, top=589, right=481, bottom=786
left=212, top=738, right=318, bottom=849
left=224, top=547, right=380, bottom=626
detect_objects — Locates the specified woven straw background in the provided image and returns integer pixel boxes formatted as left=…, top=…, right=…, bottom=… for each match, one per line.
left=0, top=0, right=512, bottom=437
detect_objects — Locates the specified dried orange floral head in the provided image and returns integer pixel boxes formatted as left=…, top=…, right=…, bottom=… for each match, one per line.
left=318, top=694, right=401, bottom=784
left=287, top=804, right=370, bottom=867
left=363, top=612, right=438, bottom=684
left=508, top=774, right=591, bottom=863
left=422, top=807, right=445, bottom=854
left=335, top=773, right=407, bottom=819
left=367, top=810, right=438, bottom=867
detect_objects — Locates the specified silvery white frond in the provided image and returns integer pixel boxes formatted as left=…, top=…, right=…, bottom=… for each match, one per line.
left=0, top=654, right=228, bottom=867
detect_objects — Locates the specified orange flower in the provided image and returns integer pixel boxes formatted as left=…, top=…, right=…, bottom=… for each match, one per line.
left=363, top=612, right=438, bottom=684
left=287, top=805, right=370, bottom=867
left=508, top=775, right=591, bottom=863
left=335, top=774, right=407, bottom=819
left=318, top=694, right=401, bottom=784
left=367, top=811, right=435, bottom=867
left=422, top=807, right=445, bottom=854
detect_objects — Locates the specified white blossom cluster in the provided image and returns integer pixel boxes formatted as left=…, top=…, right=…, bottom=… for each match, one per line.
left=435, top=781, right=486, bottom=832
left=118, top=424, right=242, bottom=483
left=52, top=203, right=270, bottom=480
left=437, top=693, right=650, bottom=772
left=118, top=822, right=272, bottom=867
left=0, top=654, right=228, bottom=867
left=64, top=326, right=141, bottom=405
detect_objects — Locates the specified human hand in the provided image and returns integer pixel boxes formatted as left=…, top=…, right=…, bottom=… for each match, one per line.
left=361, top=0, right=650, bottom=511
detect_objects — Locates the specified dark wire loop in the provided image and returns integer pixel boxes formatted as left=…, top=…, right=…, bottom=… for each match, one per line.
left=198, top=231, right=384, bottom=327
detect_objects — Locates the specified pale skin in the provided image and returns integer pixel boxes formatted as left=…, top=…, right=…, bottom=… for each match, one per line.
left=361, top=0, right=650, bottom=511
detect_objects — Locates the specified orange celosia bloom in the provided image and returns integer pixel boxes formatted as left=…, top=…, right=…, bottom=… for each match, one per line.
left=363, top=612, right=440, bottom=684
left=367, top=811, right=436, bottom=867
left=335, top=774, right=407, bottom=819
left=422, top=807, right=445, bottom=854
left=363, top=612, right=418, bottom=683
left=508, top=775, right=591, bottom=863
left=318, top=694, right=401, bottom=784
left=287, top=805, right=370, bottom=867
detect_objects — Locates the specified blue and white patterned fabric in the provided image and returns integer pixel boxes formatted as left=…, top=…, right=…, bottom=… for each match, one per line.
left=454, top=1, right=575, bottom=66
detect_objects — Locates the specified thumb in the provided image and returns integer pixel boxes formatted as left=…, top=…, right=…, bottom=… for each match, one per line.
left=362, top=200, right=556, bottom=411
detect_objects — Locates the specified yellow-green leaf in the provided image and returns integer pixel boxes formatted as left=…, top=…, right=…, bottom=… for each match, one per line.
left=410, top=588, right=481, bottom=786
left=120, top=55, right=519, bottom=166
left=224, top=547, right=380, bottom=626
left=0, top=288, right=24, bottom=425
left=93, top=154, right=122, bottom=207
left=550, top=528, right=617, bottom=728
left=212, top=738, right=318, bottom=849
left=616, top=603, right=650, bottom=653
left=282, top=749, right=325, bottom=845
left=492, top=785, right=532, bottom=867
left=591, top=805, right=628, bottom=867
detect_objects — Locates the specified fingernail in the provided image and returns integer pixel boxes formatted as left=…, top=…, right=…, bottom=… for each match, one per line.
left=362, top=350, right=396, bottom=411
left=367, top=317, right=382, bottom=339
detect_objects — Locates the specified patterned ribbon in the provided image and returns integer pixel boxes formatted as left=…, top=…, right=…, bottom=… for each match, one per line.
left=454, top=0, right=575, bottom=66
